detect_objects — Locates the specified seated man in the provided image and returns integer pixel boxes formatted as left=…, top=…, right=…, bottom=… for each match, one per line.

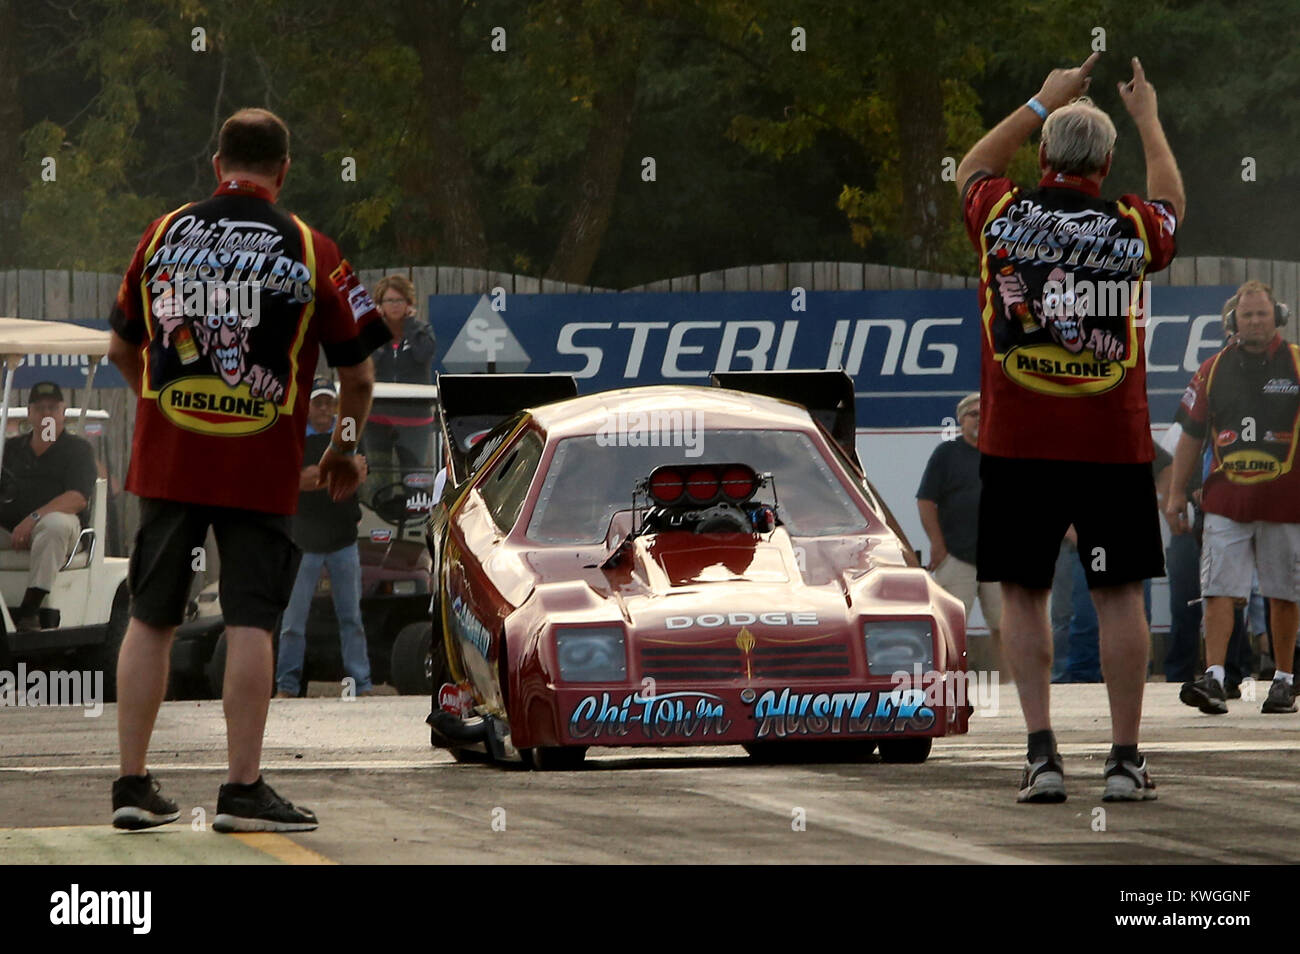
left=0, top=382, right=96, bottom=630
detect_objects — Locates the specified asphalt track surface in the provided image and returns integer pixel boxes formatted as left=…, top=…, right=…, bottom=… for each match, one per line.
left=2, top=682, right=1298, bottom=865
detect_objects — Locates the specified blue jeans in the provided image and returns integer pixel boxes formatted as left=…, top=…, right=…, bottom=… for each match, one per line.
left=276, top=542, right=373, bottom=695
left=1164, top=531, right=1202, bottom=682
left=1049, top=540, right=1076, bottom=682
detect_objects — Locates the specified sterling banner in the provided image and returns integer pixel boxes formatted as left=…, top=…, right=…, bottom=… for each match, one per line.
left=430, top=285, right=1242, bottom=426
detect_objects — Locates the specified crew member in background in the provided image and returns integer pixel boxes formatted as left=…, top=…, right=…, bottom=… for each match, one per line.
left=957, top=53, right=1183, bottom=803
left=276, top=378, right=374, bottom=699
left=0, top=382, right=95, bottom=630
left=1171, top=281, right=1300, bottom=716
left=917, top=392, right=1002, bottom=669
left=365, top=274, right=437, bottom=472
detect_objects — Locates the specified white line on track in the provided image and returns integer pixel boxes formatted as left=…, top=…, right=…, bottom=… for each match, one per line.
left=689, top=786, right=1042, bottom=865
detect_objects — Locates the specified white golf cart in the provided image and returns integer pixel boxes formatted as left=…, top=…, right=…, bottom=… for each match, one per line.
left=0, top=319, right=131, bottom=695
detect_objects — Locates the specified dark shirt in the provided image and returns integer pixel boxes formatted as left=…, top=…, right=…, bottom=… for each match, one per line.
left=370, top=317, right=437, bottom=432
left=917, top=437, right=982, bottom=564
left=291, top=431, right=361, bottom=553
left=0, top=430, right=96, bottom=530
left=371, top=317, right=436, bottom=386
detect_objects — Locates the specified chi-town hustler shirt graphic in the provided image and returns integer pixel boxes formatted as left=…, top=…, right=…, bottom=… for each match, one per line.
left=111, top=179, right=388, bottom=514
left=138, top=205, right=320, bottom=435
left=963, top=172, right=1178, bottom=463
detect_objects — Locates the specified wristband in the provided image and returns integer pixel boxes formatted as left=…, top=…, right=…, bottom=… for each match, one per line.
left=1026, top=98, right=1049, bottom=121
left=329, top=440, right=358, bottom=457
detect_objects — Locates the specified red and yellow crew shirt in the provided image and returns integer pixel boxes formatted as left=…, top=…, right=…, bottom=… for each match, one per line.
left=109, top=179, right=391, bottom=515
left=1175, top=334, right=1300, bottom=523
left=963, top=172, right=1178, bottom=463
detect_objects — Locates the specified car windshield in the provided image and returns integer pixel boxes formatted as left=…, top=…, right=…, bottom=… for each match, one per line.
left=527, top=429, right=869, bottom=544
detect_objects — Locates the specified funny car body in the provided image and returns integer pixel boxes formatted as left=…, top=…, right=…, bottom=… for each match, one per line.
left=424, top=371, right=970, bottom=769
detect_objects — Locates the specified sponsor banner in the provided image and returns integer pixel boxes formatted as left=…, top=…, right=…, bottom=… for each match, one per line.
left=429, top=286, right=1241, bottom=426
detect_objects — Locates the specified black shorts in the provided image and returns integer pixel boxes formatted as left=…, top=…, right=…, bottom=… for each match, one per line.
left=976, top=455, right=1165, bottom=590
left=128, top=497, right=301, bottom=630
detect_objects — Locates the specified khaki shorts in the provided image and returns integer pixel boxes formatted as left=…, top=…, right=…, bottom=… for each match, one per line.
left=933, top=554, right=1003, bottom=630
left=1200, top=513, right=1300, bottom=602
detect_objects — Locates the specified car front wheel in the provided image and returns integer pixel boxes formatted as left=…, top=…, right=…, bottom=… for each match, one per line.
left=877, top=737, right=932, bottom=764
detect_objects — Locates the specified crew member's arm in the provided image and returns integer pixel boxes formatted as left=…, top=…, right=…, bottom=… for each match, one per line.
left=36, top=490, right=88, bottom=516
left=956, top=52, right=1101, bottom=196
left=108, top=332, right=144, bottom=398
left=1117, top=57, right=1185, bottom=223
left=318, top=357, right=375, bottom=502
left=917, top=498, right=947, bottom=571
left=1164, top=432, right=1201, bottom=534
left=299, top=465, right=321, bottom=491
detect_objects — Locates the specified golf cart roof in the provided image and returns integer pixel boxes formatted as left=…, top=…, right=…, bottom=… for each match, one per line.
left=8, top=407, right=110, bottom=420
left=0, top=318, right=111, bottom=360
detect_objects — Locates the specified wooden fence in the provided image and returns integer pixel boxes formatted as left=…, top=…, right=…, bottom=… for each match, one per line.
left=2, top=256, right=1298, bottom=558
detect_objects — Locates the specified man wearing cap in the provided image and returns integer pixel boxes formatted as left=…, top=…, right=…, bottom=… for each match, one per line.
left=275, top=377, right=374, bottom=698
left=917, top=393, right=1002, bottom=664
left=0, top=382, right=96, bottom=630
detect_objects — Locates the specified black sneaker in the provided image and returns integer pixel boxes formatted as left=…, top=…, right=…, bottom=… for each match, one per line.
left=1179, top=672, right=1228, bottom=714
left=212, top=777, right=318, bottom=833
left=1225, top=682, right=1242, bottom=700
left=1103, top=756, right=1157, bottom=801
left=1261, top=679, right=1297, bottom=714
left=111, top=773, right=180, bottom=830
left=1017, top=754, right=1066, bottom=803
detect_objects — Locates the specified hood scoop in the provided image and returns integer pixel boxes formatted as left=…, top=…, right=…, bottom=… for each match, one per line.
left=639, top=532, right=790, bottom=587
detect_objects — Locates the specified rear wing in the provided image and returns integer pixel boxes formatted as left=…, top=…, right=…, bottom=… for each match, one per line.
left=711, top=370, right=859, bottom=466
left=437, top=372, right=578, bottom=482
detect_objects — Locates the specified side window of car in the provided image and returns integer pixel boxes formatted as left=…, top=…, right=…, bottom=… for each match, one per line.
left=478, top=430, right=544, bottom=533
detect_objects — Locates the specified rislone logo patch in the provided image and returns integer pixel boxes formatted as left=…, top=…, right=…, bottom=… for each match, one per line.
left=1003, top=342, right=1124, bottom=396
left=1219, top=449, right=1285, bottom=484
left=158, top=376, right=278, bottom=435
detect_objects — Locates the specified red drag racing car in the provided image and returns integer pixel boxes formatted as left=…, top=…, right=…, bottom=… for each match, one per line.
left=425, top=371, right=970, bottom=769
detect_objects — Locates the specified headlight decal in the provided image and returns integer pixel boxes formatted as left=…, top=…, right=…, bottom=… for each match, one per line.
left=863, top=619, right=935, bottom=677
left=555, top=627, right=628, bottom=682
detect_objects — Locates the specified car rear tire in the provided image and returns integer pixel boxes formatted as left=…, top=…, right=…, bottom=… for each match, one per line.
left=877, top=737, right=932, bottom=763
left=391, top=621, right=434, bottom=695
left=523, top=746, right=587, bottom=771
left=743, top=740, right=877, bottom=763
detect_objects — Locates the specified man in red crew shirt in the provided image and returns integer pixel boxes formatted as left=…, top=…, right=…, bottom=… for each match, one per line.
left=956, top=54, right=1184, bottom=803
left=1170, top=282, right=1300, bottom=717
left=106, top=108, right=390, bottom=832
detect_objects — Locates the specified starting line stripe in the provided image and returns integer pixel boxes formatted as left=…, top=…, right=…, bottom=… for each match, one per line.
left=230, top=832, right=335, bottom=865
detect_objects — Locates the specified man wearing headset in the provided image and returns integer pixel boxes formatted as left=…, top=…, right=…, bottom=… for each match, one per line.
left=1168, top=280, right=1300, bottom=715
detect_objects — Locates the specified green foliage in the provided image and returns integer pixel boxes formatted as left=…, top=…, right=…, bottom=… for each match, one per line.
left=9, top=0, right=1300, bottom=279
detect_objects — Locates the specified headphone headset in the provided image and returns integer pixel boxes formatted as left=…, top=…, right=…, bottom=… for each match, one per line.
left=1224, top=285, right=1290, bottom=333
